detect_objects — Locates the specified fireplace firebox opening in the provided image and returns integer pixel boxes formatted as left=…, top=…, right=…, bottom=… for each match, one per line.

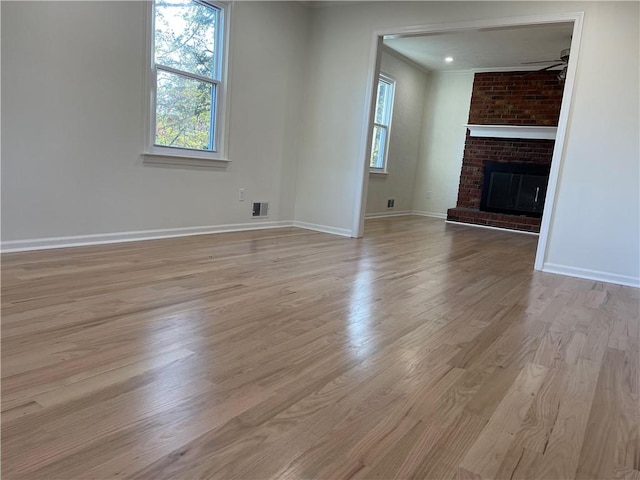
left=480, top=162, right=550, bottom=218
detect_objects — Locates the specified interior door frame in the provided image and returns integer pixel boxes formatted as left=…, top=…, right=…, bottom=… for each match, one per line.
left=352, top=12, right=585, bottom=272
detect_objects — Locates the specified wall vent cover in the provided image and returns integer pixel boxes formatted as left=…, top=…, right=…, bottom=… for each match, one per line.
left=252, top=202, right=269, bottom=218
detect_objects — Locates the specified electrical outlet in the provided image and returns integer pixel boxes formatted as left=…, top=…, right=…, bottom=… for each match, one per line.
left=387, top=198, right=395, bottom=209
left=239, top=188, right=245, bottom=201
left=426, top=191, right=432, bottom=199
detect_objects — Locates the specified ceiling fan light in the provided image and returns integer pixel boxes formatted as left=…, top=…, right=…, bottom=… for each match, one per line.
left=557, top=66, right=567, bottom=81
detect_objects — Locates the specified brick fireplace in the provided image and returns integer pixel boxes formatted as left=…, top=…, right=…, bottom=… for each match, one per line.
left=447, top=71, right=564, bottom=233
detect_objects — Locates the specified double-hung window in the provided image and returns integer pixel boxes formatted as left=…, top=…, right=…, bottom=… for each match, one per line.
left=369, top=73, right=395, bottom=172
left=146, top=0, right=229, bottom=162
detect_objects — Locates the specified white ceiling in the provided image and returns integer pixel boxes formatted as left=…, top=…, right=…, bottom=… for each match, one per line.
left=383, top=23, right=574, bottom=72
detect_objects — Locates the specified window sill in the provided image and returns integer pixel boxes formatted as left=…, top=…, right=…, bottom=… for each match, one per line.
left=369, top=170, right=389, bottom=176
left=142, top=152, right=231, bottom=168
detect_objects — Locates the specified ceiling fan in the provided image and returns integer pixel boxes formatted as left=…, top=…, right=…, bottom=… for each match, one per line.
left=522, top=48, right=570, bottom=80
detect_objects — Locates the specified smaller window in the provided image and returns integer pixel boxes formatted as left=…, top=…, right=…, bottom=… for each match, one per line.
left=369, top=74, right=395, bottom=172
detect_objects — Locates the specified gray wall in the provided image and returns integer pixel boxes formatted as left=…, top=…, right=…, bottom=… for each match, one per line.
left=1, top=1, right=310, bottom=240
left=366, top=50, right=429, bottom=216
left=412, top=71, right=474, bottom=217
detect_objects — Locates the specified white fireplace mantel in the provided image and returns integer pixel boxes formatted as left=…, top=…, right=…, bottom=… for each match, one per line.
left=466, top=124, right=557, bottom=140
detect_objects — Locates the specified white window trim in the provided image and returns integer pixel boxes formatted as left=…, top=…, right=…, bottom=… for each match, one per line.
left=369, top=72, right=396, bottom=174
left=142, top=0, right=232, bottom=167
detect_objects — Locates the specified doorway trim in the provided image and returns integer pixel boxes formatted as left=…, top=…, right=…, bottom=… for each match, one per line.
left=352, top=12, right=585, bottom=272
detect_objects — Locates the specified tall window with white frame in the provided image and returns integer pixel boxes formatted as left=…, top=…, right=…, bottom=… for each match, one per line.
left=149, top=0, right=228, bottom=159
left=369, top=74, right=395, bottom=172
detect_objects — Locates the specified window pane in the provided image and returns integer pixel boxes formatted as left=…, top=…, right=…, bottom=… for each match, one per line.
left=370, top=125, right=387, bottom=169
left=155, top=69, right=215, bottom=150
left=155, top=0, right=219, bottom=79
left=374, top=82, right=386, bottom=124
left=374, top=79, right=393, bottom=125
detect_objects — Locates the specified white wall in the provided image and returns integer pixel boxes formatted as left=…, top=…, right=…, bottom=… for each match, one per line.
left=365, top=50, right=429, bottom=216
left=412, top=71, right=474, bottom=217
left=294, top=1, right=639, bottom=285
left=542, top=2, right=639, bottom=284
left=1, top=1, right=309, bottom=242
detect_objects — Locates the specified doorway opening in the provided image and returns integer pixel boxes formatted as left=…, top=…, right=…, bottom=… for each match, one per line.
left=354, top=13, right=584, bottom=271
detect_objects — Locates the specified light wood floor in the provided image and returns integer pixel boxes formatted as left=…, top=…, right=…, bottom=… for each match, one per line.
left=2, top=216, right=638, bottom=479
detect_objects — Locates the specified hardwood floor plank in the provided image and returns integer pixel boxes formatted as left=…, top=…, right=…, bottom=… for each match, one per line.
left=576, top=348, right=640, bottom=479
left=360, top=420, right=444, bottom=479
left=510, top=365, right=568, bottom=454
left=494, top=446, right=543, bottom=480
left=459, top=362, right=548, bottom=479
left=524, top=358, right=602, bottom=479
left=612, top=468, right=640, bottom=480
left=409, top=411, right=489, bottom=480
left=464, top=366, right=521, bottom=419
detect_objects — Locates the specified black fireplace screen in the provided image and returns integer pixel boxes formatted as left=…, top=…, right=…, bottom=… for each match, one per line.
left=480, top=162, right=550, bottom=217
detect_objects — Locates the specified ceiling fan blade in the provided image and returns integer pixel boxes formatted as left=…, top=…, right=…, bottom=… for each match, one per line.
left=521, top=59, right=562, bottom=65
left=523, top=63, right=564, bottom=76
left=536, top=63, right=565, bottom=71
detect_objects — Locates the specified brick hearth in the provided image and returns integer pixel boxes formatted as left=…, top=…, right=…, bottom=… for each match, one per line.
left=447, top=207, right=542, bottom=233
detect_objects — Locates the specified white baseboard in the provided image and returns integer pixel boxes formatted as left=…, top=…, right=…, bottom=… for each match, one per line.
left=1, top=221, right=295, bottom=253
left=542, top=263, right=640, bottom=288
left=445, top=220, right=540, bottom=236
left=292, top=221, right=352, bottom=238
left=365, top=210, right=412, bottom=219
left=411, top=210, right=447, bottom=219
